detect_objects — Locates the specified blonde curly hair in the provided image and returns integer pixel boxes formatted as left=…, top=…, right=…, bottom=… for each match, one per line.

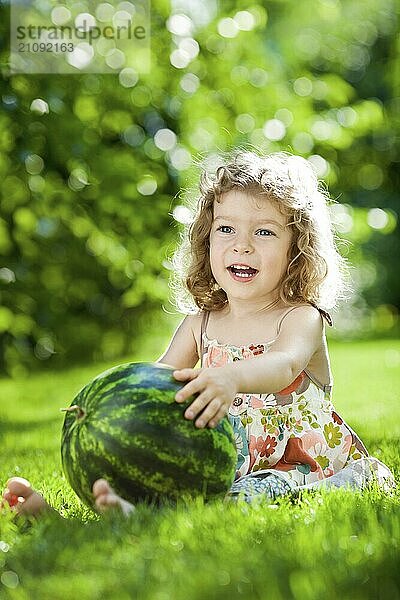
left=171, top=149, right=353, bottom=313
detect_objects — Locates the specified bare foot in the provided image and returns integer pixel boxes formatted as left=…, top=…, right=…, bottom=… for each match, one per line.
left=2, top=476, right=135, bottom=519
left=2, top=477, right=53, bottom=518
left=92, top=479, right=135, bottom=517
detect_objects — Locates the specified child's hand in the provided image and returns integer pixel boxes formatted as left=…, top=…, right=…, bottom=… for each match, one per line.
left=173, top=367, right=238, bottom=429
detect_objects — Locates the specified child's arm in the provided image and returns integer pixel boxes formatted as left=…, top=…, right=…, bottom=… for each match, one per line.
left=228, top=305, right=323, bottom=393
left=156, top=314, right=201, bottom=370
left=174, top=305, right=324, bottom=428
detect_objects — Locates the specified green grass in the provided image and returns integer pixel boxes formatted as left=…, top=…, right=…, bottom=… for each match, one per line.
left=0, top=339, right=399, bottom=600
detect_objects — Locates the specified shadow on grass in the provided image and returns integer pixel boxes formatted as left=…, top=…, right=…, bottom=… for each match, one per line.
left=0, top=416, right=60, bottom=435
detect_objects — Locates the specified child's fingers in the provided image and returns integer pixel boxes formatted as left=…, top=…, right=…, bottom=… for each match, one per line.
left=175, top=378, right=205, bottom=403
left=183, top=390, right=214, bottom=421
left=174, top=369, right=202, bottom=401
left=173, top=368, right=200, bottom=381
left=190, top=397, right=220, bottom=424
left=192, top=398, right=223, bottom=429
left=208, top=406, right=227, bottom=428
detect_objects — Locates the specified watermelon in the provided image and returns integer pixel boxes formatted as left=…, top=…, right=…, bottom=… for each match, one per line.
left=61, top=362, right=237, bottom=509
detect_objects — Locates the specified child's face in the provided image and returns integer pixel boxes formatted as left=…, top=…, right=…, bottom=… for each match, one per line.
left=209, top=189, right=292, bottom=305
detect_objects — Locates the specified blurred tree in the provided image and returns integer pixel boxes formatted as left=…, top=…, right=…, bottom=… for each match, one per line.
left=0, top=0, right=398, bottom=375
left=0, top=0, right=181, bottom=374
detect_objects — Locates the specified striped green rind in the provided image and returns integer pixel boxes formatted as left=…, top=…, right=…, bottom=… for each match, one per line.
left=61, top=362, right=237, bottom=509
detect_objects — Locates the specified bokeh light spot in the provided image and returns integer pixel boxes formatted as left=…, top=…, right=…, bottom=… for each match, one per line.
left=123, top=124, right=145, bottom=147
left=180, top=73, right=200, bottom=94
left=119, top=67, right=138, bottom=87
left=170, top=49, right=191, bottom=69
left=293, top=77, right=313, bottom=96
left=167, top=14, right=193, bottom=36
left=30, top=99, right=49, bottom=115
left=168, top=146, right=192, bottom=171
left=118, top=2, right=136, bottom=16
left=308, top=154, right=329, bottom=177
left=292, top=132, right=314, bottom=153
left=233, top=11, right=256, bottom=31
left=34, top=337, right=55, bottom=360
left=230, top=65, right=249, bottom=85
left=295, top=29, right=321, bottom=59
left=235, top=113, right=255, bottom=134
left=275, top=108, right=293, bottom=126
left=249, top=68, right=268, bottom=87
left=263, top=119, right=286, bottom=141
left=67, top=44, right=94, bottom=69
left=113, top=10, right=132, bottom=27
left=154, top=128, right=177, bottom=151
left=137, top=177, right=157, bottom=195
left=0, top=268, right=16, bottom=284
left=217, top=18, right=239, bottom=38
left=28, top=175, right=45, bottom=193
left=25, top=154, right=44, bottom=175
left=367, top=208, right=388, bottom=230
left=337, top=106, right=357, bottom=127
left=68, top=168, right=88, bottom=191
left=358, top=164, right=383, bottom=190
left=75, top=13, right=96, bottom=30
left=51, top=6, right=71, bottom=25
left=330, top=203, right=354, bottom=234
left=106, top=48, right=126, bottom=69
left=178, top=38, right=199, bottom=60
left=0, top=571, right=19, bottom=589
left=173, top=205, right=193, bottom=224
left=311, top=119, right=334, bottom=141
left=96, top=2, right=114, bottom=22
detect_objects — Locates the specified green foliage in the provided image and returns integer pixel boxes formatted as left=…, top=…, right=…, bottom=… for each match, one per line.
left=0, top=1, right=181, bottom=374
left=0, top=0, right=399, bottom=373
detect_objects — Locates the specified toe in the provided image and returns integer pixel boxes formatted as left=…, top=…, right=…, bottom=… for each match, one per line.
left=92, top=478, right=113, bottom=498
left=6, top=477, right=33, bottom=498
left=2, top=478, right=49, bottom=517
left=95, top=492, right=118, bottom=511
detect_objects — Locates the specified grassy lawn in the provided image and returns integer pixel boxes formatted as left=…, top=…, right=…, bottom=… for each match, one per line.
left=0, top=339, right=399, bottom=600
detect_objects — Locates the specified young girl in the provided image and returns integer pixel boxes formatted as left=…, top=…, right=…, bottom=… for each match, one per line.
left=2, top=150, right=395, bottom=517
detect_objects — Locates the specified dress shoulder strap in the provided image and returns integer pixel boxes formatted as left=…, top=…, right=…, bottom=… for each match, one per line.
left=200, top=310, right=210, bottom=357
left=309, top=302, right=333, bottom=327
left=276, top=303, right=333, bottom=338
left=276, top=307, right=299, bottom=338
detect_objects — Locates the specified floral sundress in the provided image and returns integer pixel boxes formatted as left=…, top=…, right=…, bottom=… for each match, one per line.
left=200, top=308, right=395, bottom=497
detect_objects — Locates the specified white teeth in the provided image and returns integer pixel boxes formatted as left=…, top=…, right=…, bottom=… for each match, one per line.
left=228, top=264, right=257, bottom=279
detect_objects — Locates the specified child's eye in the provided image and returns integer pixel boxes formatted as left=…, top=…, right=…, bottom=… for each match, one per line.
left=216, top=225, right=233, bottom=234
left=256, top=229, right=275, bottom=236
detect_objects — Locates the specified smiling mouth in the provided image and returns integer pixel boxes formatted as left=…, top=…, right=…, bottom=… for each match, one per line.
left=227, top=264, right=259, bottom=280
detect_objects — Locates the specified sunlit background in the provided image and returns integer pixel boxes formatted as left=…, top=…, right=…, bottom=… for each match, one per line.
left=0, top=0, right=399, bottom=376
left=10, top=0, right=150, bottom=73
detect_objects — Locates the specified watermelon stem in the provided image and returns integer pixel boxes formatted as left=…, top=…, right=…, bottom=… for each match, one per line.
left=60, top=405, right=86, bottom=419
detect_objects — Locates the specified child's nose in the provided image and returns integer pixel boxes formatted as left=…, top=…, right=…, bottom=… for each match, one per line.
left=233, top=240, right=253, bottom=253
left=234, top=247, right=251, bottom=254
